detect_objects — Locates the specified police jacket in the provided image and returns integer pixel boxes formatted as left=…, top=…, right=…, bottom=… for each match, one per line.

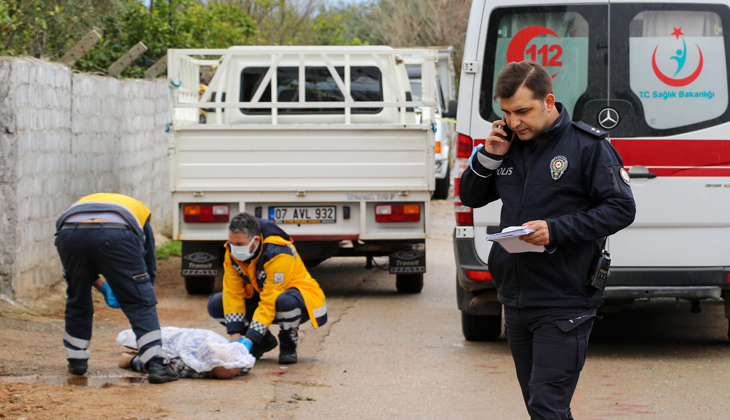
left=56, top=193, right=157, bottom=283
left=459, top=104, right=636, bottom=309
left=222, top=219, right=327, bottom=344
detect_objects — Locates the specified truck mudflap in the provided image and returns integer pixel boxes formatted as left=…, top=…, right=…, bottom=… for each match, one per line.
left=181, top=241, right=224, bottom=277
left=390, top=248, right=426, bottom=274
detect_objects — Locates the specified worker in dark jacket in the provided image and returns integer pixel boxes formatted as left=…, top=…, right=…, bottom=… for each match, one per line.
left=55, top=193, right=178, bottom=383
left=460, top=61, right=635, bottom=419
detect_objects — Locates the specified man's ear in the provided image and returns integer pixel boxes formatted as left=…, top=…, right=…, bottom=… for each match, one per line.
left=544, top=93, right=556, bottom=112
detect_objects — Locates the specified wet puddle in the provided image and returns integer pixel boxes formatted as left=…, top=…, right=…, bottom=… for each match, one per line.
left=0, top=374, right=147, bottom=387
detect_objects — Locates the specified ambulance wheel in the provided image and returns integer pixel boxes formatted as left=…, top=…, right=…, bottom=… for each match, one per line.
left=185, top=276, right=215, bottom=295
left=461, top=311, right=502, bottom=341
left=433, top=173, right=450, bottom=200
left=395, top=274, right=423, bottom=294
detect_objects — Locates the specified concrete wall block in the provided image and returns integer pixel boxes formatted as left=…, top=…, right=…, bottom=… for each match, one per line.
left=10, top=59, right=30, bottom=84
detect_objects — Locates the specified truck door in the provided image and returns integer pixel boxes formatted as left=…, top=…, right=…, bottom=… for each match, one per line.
left=471, top=3, right=610, bottom=263
left=605, top=3, right=730, bottom=272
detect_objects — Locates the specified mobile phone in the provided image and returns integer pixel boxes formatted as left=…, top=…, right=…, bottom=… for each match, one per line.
left=500, top=117, right=513, bottom=141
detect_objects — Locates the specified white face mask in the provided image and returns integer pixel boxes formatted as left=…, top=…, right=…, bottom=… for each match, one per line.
left=230, top=238, right=259, bottom=261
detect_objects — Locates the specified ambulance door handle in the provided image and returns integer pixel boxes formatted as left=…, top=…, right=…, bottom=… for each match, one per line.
left=628, top=172, right=657, bottom=179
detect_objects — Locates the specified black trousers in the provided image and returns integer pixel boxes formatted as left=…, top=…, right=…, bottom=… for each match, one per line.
left=55, top=227, right=163, bottom=367
left=504, top=306, right=599, bottom=420
left=207, top=289, right=310, bottom=351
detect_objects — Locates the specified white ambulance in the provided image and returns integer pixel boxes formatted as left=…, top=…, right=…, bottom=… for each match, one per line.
left=453, top=0, right=730, bottom=340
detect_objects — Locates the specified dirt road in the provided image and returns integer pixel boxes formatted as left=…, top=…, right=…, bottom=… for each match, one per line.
left=2, top=199, right=730, bottom=419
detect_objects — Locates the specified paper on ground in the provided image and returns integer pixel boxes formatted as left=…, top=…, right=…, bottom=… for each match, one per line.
left=487, top=226, right=545, bottom=253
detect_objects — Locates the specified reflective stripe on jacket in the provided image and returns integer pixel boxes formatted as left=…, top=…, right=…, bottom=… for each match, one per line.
left=222, top=219, right=327, bottom=337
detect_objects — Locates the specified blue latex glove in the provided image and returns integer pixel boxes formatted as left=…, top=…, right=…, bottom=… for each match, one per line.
left=233, top=337, right=253, bottom=352
left=98, top=282, right=120, bottom=309
left=468, top=143, right=485, bottom=170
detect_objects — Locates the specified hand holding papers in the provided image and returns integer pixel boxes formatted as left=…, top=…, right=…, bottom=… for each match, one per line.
left=487, top=226, right=546, bottom=253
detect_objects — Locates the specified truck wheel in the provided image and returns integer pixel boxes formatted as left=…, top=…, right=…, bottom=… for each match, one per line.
left=432, top=171, right=450, bottom=200
left=395, top=274, right=424, bottom=293
left=185, top=276, right=215, bottom=295
left=461, top=311, right=502, bottom=341
left=304, top=258, right=328, bottom=269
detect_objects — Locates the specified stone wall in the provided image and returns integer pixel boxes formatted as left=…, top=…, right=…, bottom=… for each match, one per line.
left=0, top=57, right=171, bottom=303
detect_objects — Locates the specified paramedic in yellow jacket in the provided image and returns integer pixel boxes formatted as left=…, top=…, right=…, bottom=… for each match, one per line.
left=207, top=212, right=327, bottom=364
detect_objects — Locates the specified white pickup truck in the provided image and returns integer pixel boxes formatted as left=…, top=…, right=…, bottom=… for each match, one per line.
left=167, top=46, right=438, bottom=295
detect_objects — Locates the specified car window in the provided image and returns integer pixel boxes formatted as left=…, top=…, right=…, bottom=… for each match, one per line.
left=629, top=10, right=728, bottom=129
left=240, top=66, right=383, bottom=115
left=482, top=9, right=591, bottom=120
left=409, top=80, right=422, bottom=102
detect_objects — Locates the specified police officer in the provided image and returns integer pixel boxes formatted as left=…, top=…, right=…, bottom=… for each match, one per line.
left=459, top=61, right=636, bottom=419
left=207, top=212, right=327, bottom=364
left=55, top=193, right=178, bottom=383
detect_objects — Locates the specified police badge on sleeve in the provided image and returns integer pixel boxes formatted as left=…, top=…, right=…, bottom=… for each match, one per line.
left=550, top=156, right=568, bottom=180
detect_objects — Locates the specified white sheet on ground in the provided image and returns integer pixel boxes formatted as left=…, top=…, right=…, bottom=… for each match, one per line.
left=116, top=327, right=256, bottom=373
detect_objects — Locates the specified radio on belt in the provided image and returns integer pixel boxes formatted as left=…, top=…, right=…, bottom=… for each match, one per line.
left=588, top=250, right=611, bottom=293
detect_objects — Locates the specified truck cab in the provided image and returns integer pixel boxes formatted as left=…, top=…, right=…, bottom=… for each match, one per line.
left=454, top=0, right=730, bottom=340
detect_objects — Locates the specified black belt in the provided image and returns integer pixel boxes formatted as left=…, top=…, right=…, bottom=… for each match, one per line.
left=60, top=222, right=130, bottom=231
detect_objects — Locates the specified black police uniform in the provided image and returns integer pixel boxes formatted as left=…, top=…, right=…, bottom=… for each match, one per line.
left=54, top=193, right=165, bottom=372
left=459, top=103, right=636, bottom=419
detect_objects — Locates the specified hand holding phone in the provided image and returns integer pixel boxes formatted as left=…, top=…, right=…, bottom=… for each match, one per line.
left=500, top=117, right=513, bottom=141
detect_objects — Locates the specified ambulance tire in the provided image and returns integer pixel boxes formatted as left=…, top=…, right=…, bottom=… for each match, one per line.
left=461, top=311, right=502, bottom=341
left=396, top=274, right=424, bottom=294
left=433, top=171, right=450, bottom=200
left=185, top=276, right=215, bottom=295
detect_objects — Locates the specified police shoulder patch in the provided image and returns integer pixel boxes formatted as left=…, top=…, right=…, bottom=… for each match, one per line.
left=572, top=121, right=607, bottom=139
left=620, top=168, right=631, bottom=185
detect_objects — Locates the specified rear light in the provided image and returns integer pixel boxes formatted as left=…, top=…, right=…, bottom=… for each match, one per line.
left=435, top=141, right=442, bottom=154
left=727, top=273, right=730, bottom=283
left=184, top=204, right=230, bottom=223
left=456, top=133, right=472, bottom=158
left=375, top=204, right=420, bottom=223
left=466, top=270, right=493, bottom=281
left=454, top=177, right=460, bottom=197
left=454, top=201, right=473, bottom=226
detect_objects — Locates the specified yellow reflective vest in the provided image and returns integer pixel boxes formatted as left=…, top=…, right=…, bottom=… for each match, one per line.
left=222, top=233, right=327, bottom=334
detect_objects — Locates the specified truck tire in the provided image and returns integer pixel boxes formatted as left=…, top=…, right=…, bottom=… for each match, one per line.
left=461, top=311, right=502, bottom=341
left=432, top=171, right=450, bottom=200
left=304, top=258, right=328, bottom=269
left=395, top=274, right=424, bottom=293
left=185, top=276, right=215, bottom=295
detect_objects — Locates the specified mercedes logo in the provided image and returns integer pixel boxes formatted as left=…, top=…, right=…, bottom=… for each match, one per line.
left=598, top=108, right=620, bottom=130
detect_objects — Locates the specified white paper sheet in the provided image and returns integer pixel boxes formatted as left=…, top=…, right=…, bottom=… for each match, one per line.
left=487, top=226, right=546, bottom=253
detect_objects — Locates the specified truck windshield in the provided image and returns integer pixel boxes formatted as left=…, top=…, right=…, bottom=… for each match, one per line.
left=240, top=66, right=383, bottom=114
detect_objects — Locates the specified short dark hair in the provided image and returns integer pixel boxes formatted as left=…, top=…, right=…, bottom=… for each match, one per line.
left=228, top=212, right=261, bottom=239
left=493, top=61, right=554, bottom=102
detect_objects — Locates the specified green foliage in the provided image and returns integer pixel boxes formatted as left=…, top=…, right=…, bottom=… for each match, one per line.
left=0, top=0, right=125, bottom=59
left=217, top=0, right=355, bottom=46
left=75, top=0, right=257, bottom=77
left=156, top=240, right=182, bottom=261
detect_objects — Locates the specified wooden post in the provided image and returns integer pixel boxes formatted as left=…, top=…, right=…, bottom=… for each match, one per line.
left=144, top=54, right=167, bottom=79
left=57, top=30, right=102, bottom=67
left=108, top=42, right=149, bottom=78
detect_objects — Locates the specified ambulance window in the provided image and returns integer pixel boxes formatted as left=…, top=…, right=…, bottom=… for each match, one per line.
left=240, top=66, right=383, bottom=115
left=629, top=11, right=728, bottom=129
left=481, top=10, right=590, bottom=120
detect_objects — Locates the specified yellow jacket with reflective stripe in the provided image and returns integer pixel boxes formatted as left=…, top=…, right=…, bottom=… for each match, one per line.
left=222, top=234, right=326, bottom=329
left=56, top=193, right=152, bottom=242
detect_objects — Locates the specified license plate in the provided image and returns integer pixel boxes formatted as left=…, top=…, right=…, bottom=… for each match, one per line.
left=269, top=206, right=336, bottom=224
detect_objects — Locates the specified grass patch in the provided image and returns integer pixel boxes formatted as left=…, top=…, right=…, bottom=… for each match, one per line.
left=156, top=240, right=182, bottom=260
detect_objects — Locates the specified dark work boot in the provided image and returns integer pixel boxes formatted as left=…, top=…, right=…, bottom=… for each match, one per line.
left=250, top=331, right=278, bottom=359
left=67, top=362, right=87, bottom=376
left=278, top=349, right=297, bottom=364
left=147, top=363, right=179, bottom=384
